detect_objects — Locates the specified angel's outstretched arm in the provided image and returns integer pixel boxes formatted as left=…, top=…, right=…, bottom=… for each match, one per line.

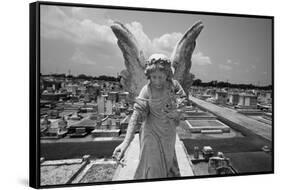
left=124, top=85, right=149, bottom=145
left=112, top=85, right=149, bottom=161
left=123, top=110, right=141, bottom=146
left=112, top=110, right=141, bottom=161
left=112, top=109, right=141, bottom=162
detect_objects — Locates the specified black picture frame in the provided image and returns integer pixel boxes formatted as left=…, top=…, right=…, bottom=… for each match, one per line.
left=30, top=1, right=274, bottom=189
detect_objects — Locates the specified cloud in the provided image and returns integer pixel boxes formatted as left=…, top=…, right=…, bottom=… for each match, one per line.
left=41, top=6, right=186, bottom=59
left=41, top=6, right=202, bottom=73
left=125, top=21, right=182, bottom=57
left=226, top=59, right=240, bottom=65
left=69, top=7, right=108, bottom=24
left=219, top=64, right=232, bottom=71
left=192, top=52, right=212, bottom=66
left=125, top=22, right=154, bottom=56
left=251, top=64, right=257, bottom=69
left=105, top=66, right=115, bottom=70
left=153, top=32, right=182, bottom=55
left=71, top=49, right=96, bottom=65
left=41, top=6, right=116, bottom=46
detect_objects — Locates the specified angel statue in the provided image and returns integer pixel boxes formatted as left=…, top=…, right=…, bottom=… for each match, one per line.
left=112, top=21, right=204, bottom=179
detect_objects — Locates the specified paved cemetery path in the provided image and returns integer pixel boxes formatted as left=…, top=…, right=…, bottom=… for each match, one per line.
left=189, top=96, right=272, bottom=141
left=112, top=134, right=194, bottom=180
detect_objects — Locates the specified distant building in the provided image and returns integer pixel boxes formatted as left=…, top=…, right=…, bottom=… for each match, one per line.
left=190, top=86, right=205, bottom=97
left=79, top=107, right=94, bottom=113
left=41, top=117, right=68, bottom=138
left=105, top=99, right=113, bottom=115
left=108, top=92, right=118, bottom=103
left=228, top=93, right=239, bottom=105
left=41, top=93, right=68, bottom=102
left=238, top=93, right=258, bottom=108
left=86, top=84, right=100, bottom=99
left=57, top=117, right=68, bottom=130
left=118, top=92, right=129, bottom=102
left=69, top=117, right=97, bottom=133
left=205, top=89, right=216, bottom=97
left=97, top=95, right=105, bottom=114
left=40, top=116, right=51, bottom=133
left=115, top=119, right=121, bottom=129
left=215, top=91, right=228, bottom=104
left=48, top=110, right=60, bottom=119
left=265, top=91, right=272, bottom=99
left=78, top=86, right=87, bottom=95
left=69, top=112, right=83, bottom=120
left=65, top=84, right=78, bottom=95
left=101, top=117, right=114, bottom=130
left=41, top=79, right=62, bottom=92
left=265, top=91, right=272, bottom=104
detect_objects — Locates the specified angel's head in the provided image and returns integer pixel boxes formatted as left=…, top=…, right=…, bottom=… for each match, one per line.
left=144, top=54, right=174, bottom=89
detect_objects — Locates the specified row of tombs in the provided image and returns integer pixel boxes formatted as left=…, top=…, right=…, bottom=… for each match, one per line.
left=40, top=103, right=233, bottom=140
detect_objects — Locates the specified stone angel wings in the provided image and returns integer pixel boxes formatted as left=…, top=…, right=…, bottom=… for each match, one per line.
left=110, top=21, right=204, bottom=101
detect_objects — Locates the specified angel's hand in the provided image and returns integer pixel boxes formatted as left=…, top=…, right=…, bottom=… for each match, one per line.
left=176, top=97, right=186, bottom=108
left=166, top=109, right=182, bottom=120
left=112, top=142, right=129, bottom=162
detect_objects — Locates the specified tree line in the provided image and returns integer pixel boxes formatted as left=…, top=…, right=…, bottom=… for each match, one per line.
left=41, top=73, right=120, bottom=82
left=192, top=79, right=272, bottom=90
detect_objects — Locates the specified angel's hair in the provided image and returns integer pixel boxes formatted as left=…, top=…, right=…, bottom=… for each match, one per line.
left=144, top=57, right=174, bottom=81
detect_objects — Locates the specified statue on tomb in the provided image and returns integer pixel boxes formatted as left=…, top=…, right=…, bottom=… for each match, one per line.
left=112, top=21, right=203, bottom=179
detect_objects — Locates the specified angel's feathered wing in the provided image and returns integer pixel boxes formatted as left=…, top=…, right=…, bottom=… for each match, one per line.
left=110, top=21, right=203, bottom=99
left=171, top=21, right=204, bottom=95
left=110, top=21, right=147, bottom=101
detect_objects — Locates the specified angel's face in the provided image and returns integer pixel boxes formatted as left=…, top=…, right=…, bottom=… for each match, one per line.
left=150, top=70, right=167, bottom=89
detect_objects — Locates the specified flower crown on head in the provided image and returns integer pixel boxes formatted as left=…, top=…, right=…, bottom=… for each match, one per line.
left=145, top=57, right=171, bottom=67
left=144, top=53, right=174, bottom=80
left=146, top=53, right=171, bottom=67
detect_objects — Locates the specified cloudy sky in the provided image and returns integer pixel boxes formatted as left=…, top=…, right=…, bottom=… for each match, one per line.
left=40, top=5, right=272, bottom=86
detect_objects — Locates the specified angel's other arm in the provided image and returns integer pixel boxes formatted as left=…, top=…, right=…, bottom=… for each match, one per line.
left=123, top=110, right=140, bottom=146
left=123, top=85, right=149, bottom=146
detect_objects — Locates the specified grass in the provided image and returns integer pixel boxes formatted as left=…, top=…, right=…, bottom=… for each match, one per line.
left=41, top=164, right=83, bottom=186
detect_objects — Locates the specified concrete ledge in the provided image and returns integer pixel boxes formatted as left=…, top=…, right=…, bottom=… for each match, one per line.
left=175, top=135, right=195, bottom=176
